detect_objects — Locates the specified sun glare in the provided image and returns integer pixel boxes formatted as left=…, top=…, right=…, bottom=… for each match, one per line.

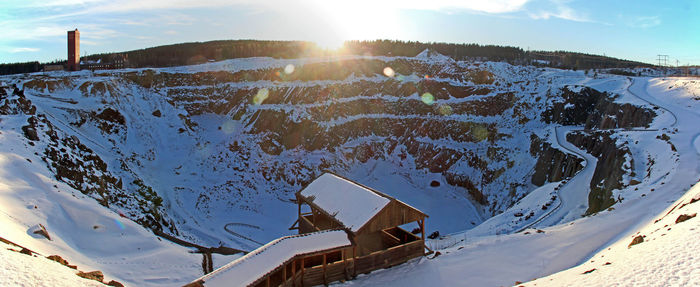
left=308, top=0, right=399, bottom=51
left=314, top=38, right=346, bottom=50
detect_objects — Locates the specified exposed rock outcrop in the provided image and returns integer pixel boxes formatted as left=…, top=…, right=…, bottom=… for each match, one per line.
left=567, top=131, right=631, bottom=214
left=76, top=270, right=104, bottom=282
left=675, top=213, right=696, bottom=224
left=529, top=133, right=584, bottom=186
left=542, top=87, right=655, bottom=129
left=628, top=235, right=644, bottom=248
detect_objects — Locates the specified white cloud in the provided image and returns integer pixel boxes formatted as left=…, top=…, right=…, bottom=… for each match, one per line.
left=2, top=25, right=66, bottom=41
left=10, top=47, right=40, bottom=53
left=14, top=0, right=104, bottom=8
left=629, top=16, right=661, bottom=28
left=363, top=0, right=530, bottom=13
left=21, top=0, right=529, bottom=18
left=525, top=0, right=599, bottom=23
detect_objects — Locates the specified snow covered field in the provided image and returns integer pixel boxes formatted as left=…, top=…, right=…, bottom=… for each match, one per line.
left=0, top=52, right=698, bottom=287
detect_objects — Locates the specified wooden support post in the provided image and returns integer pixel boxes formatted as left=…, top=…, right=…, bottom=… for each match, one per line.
left=352, top=246, right=357, bottom=277
left=266, top=276, right=270, bottom=287
left=301, top=257, right=305, bottom=287
left=420, top=219, right=425, bottom=242
left=322, top=253, right=327, bottom=285
left=343, top=249, right=348, bottom=280
left=283, top=262, right=287, bottom=286
left=292, top=260, right=296, bottom=287
left=312, top=208, right=316, bottom=226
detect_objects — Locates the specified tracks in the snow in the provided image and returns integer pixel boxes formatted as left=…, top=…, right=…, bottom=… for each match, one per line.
left=223, top=223, right=264, bottom=246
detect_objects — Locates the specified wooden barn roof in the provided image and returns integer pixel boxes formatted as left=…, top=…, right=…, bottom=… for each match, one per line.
left=192, top=230, right=351, bottom=287
left=297, top=173, right=427, bottom=233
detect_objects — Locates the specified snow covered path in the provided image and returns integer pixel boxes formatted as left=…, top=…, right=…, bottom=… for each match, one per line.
left=528, top=126, right=596, bottom=227
left=627, top=77, right=678, bottom=127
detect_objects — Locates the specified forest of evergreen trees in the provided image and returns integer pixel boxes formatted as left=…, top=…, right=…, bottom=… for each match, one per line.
left=0, top=61, right=40, bottom=76
left=0, top=39, right=651, bottom=75
left=343, top=40, right=526, bottom=62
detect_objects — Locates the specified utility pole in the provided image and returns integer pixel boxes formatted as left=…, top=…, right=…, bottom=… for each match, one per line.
left=656, top=54, right=669, bottom=67
left=656, top=54, right=669, bottom=76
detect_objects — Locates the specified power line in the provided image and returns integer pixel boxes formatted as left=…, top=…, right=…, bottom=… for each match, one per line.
left=656, top=54, right=669, bottom=67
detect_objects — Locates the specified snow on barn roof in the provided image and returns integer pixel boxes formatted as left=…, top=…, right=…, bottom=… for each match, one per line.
left=197, top=230, right=351, bottom=287
left=299, top=173, right=392, bottom=232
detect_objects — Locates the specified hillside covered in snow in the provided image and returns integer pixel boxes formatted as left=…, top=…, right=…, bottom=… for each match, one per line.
left=0, top=51, right=698, bottom=286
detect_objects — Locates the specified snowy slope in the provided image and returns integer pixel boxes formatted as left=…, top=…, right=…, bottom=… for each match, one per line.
left=0, top=121, right=204, bottom=286
left=0, top=241, right=104, bottom=287
left=1, top=57, right=696, bottom=287
left=338, top=76, right=700, bottom=286
left=525, top=182, right=700, bottom=287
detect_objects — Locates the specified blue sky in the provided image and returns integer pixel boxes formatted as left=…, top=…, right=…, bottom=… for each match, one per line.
left=1, top=0, right=698, bottom=65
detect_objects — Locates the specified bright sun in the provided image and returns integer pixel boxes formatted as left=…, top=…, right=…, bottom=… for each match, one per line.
left=308, top=0, right=399, bottom=50
left=314, top=37, right=346, bottom=51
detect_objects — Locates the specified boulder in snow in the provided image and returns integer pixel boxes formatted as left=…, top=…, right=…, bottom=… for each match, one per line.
left=675, top=213, right=696, bottom=224
left=47, top=255, right=77, bottom=269
left=77, top=270, right=104, bottom=282
left=628, top=235, right=644, bottom=248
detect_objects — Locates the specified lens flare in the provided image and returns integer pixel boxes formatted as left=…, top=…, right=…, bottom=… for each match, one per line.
left=438, top=104, right=453, bottom=115
left=221, top=120, right=236, bottom=134
left=471, top=125, right=489, bottom=142
left=284, top=64, right=295, bottom=74
left=114, top=218, right=125, bottom=231
left=383, top=67, right=395, bottom=77
left=196, top=144, right=211, bottom=158
left=253, top=88, right=269, bottom=105
left=421, top=93, right=434, bottom=105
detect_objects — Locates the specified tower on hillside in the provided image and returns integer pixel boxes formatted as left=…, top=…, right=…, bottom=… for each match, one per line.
left=67, top=29, right=80, bottom=71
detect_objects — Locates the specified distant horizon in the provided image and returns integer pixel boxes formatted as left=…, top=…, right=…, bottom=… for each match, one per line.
left=2, top=0, right=698, bottom=65
left=0, top=38, right=661, bottom=67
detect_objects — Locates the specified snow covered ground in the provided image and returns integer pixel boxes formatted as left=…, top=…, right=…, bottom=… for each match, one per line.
left=0, top=119, right=204, bottom=286
left=525, top=182, right=700, bottom=286
left=1, top=57, right=698, bottom=287
left=338, top=76, right=700, bottom=286
left=0, top=241, right=104, bottom=287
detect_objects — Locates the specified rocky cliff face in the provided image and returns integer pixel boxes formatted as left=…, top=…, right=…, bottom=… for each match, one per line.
left=541, top=86, right=656, bottom=214
left=542, top=86, right=656, bottom=129
left=566, top=131, right=632, bottom=214
left=530, top=133, right=584, bottom=186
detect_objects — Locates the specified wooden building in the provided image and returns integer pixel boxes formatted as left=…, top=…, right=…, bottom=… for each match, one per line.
left=42, top=65, right=64, bottom=72
left=185, top=230, right=354, bottom=287
left=293, top=173, right=428, bottom=257
left=81, top=54, right=129, bottom=70
left=185, top=173, right=428, bottom=287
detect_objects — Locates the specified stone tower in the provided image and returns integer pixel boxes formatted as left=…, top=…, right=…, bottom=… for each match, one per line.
left=67, top=29, right=80, bottom=71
